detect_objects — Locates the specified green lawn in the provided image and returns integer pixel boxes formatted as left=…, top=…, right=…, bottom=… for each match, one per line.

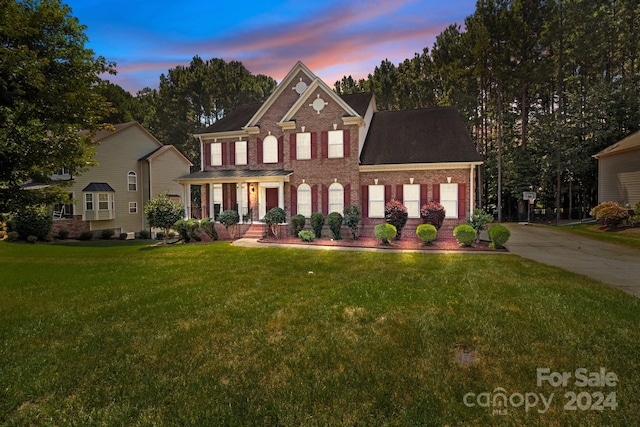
left=1, top=241, right=638, bottom=426
left=557, top=223, right=640, bottom=250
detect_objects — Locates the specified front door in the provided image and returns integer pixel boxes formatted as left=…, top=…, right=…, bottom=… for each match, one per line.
left=265, top=188, right=278, bottom=212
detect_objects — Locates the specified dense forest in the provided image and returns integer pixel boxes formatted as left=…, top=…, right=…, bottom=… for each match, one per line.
left=106, top=0, right=640, bottom=222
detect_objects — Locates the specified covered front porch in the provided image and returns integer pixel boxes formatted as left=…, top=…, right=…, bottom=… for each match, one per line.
left=177, top=169, right=293, bottom=224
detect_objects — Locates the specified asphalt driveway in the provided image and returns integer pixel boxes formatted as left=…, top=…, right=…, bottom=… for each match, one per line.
left=504, top=223, right=640, bottom=297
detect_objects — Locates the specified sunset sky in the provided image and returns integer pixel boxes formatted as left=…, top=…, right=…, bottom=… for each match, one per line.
left=64, top=0, right=477, bottom=93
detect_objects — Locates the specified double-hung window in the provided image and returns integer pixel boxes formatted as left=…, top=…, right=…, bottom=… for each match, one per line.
left=235, top=140, right=247, bottom=165
left=403, top=184, right=420, bottom=218
left=328, top=182, right=344, bottom=214
left=297, top=184, right=311, bottom=217
left=128, top=171, right=137, bottom=191
left=368, top=185, right=385, bottom=218
left=263, top=135, right=278, bottom=163
left=211, top=142, right=222, bottom=166
left=296, top=132, right=311, bottom=160
left=328, top=130, right=343, bottom=158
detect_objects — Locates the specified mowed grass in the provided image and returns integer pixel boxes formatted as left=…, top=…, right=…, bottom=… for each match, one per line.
left=1, top=241, right=638, bottom=426
left=558, top=223, right=640, bottom=250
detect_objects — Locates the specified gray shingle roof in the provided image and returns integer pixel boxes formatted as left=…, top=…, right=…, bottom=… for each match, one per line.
left=195, top=104, right=262, bottom=134
left=359, top=107, right=482, bottom=165
left=82, top=182, right=115, bottom=192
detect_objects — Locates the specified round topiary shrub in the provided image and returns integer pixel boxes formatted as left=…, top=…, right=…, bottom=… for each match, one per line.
left=291, top=214, right=306, bottom=236
left=453, top=224, right=476, bottom=247
left=310, top=212, right=325, bottom=238
left=416, top=223, right=437, bottom=245
left=6, top=231, right=19, bottom=242
left=327, top=212, right=343, bottom=240
left=79, top=231, right=93, bottom=241
left=138, top=229, right=151, bottom=239
left=488, top=224, right=511, bottom=249
left=101, top=229, right=115, bottom=240
left=420, top=202, right=446, bottom=230
left=374, top=223, right=397, bottom=245
left=57, top=228, right=70, bottom=240
left=385, top=199, right=408, bottom=238
left=119, top=232, right=128, bottom=240
left=298, top=230, right=315, bottom=242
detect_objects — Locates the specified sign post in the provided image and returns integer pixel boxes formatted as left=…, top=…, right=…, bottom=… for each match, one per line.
left=523, top=192, right=536, bottom=224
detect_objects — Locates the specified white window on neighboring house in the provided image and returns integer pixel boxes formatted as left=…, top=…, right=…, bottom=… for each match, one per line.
left=129, top=202, right=137, bottom=214
left=296, top=132, right=311, bottom=160
left=440, top=183, right=458, bottom=218
left=368, top=185, right=385, bottom=218
left=98, top=193, right=110, bottom=211
left=403, top=184, right=420, bottom=218
left=328, top=130, right=343, bottom=158
left=236, top=140, right=247, bottom=165
left=85, top=193, right=93, bottom=211
left=297, top=183, right=311, bottom=217
left=211, top=142, right=222, bottom=166
left=263, top=135, right=278, bottom=163
left=128, top=171, right=137, bottom=191
left=328, top=182, right=344, bottom=214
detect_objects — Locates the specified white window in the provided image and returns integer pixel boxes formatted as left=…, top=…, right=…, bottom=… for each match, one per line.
left=212, top=183, right=223, bottom=219
left=128, top=171, right=137, bottom=191
left=236, top=140, right=247, bottom=165
left=403, top=184, right=420, bottom=218
left=129, top=202, right=137, bottom=214
left=98, top=193, right=110, bottom=210
left=328, top=182, right=343, bottom=214
left=296, top=132, right=311, bottom=160
left=297, top=183, right=312, bottom=217
left=440, top=183, right=458, bottom=218
left=263, top=135, right=278, bottom=163
left=211, top=142, right=222, bottom=166
left=85, top=193, right=93, bottom=211
left=328, top=130, right=343, bottom=158
left=368, top=185, right=385, bottom=218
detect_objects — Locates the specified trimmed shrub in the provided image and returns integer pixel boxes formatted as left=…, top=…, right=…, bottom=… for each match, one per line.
left=101, top=229, right=115, bottom=240
left=310, top=212, right=325, bottom=238
left=265, top=207, right=287, bottom=238
left=200, top=217, right=218, bottom=240
left=420, top=202, right=446, bottom=230
left=343, top=205, right=361, bottom=240
left=174, top=219, right=200, bottom=242
left=138, top=229, right=151, bottom=239
left=12, top=205, right=53, bottom=240
left=291, top=214, right=306, bottom=237
left=374, top=223, right=397, bottom=245
left=6, top=231, right=19, bottom=242
left=488, top=224, right=511, bottom=249
left=590, top=201, right=629, bottom=227
left=26, top=235, right=37, bottom=243
left=144, top=192, right=184, bottom=239
left=453, top=224, right=476, bottom=247
left=156, top=231, right=165, bottom=241
left=327, top=212, right=343, bottom=240
left=57, top=228, right=70, bottom=240
left=416, top=223, right=437, bottom=245
left=385, top=199, right=408, bottom=238
left=119, top=232, right=128, bottom=240
left=298, top=230, right=315, bottom=242
left=79, top=231, right=93, bottom=241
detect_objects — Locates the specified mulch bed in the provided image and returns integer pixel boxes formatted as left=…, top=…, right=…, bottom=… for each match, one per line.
left=257, top=235, right=505, bottom=252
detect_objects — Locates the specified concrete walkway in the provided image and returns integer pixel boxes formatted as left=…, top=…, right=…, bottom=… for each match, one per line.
left=504, top=223, right=640, bottom=297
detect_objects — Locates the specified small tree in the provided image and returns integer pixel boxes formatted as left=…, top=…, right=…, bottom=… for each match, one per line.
left=219, top=210, right=240, bottom=239
left=420, top=202, right=446, bottom=229
left=12, top=205, right=53, bottom=241
left=385, top=199, right=408, bottom=238
left=310, top=212, right=325, bottom=238
left=144, top=193, right=184, bottom=243
left=327, top=212, right=343, bottom=240
left=264, top=207, right=286, bottom=238
left=343, top=205, right=361, bottom=240
left=468, top=208, right=493, bottom=241
left=291, top=214, right=306, bottom=236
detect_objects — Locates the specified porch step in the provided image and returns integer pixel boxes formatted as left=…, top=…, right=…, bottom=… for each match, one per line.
left=239, top=223, right=266, bottom=239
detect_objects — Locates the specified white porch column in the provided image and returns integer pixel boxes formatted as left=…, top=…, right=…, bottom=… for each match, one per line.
left=278, top=181, right=284, bottom=209
left=184, top=184, right=191, bottom=219
left=469, top=165, right=475, bottom=217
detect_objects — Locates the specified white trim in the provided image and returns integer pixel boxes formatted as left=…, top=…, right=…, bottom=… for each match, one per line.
left=359, top=162, right=482, bottom=173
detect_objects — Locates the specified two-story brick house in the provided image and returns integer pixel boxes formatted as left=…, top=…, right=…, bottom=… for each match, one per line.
left=177, top=61, right=482, bottom=237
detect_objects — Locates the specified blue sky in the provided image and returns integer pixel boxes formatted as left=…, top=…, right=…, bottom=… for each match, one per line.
left=64, top=0, right=477, bottom=93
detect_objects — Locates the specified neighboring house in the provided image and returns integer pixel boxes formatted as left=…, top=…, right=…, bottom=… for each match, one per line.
left=593, top=130, right=640, bottom=208
left=177, top=61, right=482, bottom=236
left=52, top=122, right=192, bottom=237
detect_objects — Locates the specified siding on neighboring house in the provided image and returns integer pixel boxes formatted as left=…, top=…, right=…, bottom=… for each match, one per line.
left=594, top=130, right=640, bottom=208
